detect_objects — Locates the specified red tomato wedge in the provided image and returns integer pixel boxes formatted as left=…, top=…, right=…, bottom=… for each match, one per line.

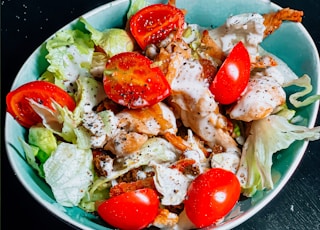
left=184, top=168, right=241, bottom=228
left=209, top=41, right=250, bottom=104
left=129, top=3, right=185, bottom=50
left=97, top=188, right=160, bottom=230
left=103, top=52, right=170, bottom=109
left=6, top=81, right=76, bottom=128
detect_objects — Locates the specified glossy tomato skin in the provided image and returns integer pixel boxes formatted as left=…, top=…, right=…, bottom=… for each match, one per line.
left=184, top=168, right=241, bottom=228
left=103, top=52, right=170, bottom=109
left=6, top=80, right=76, bottom=128
left=129, top=3, right=185, bottom=50
left=209, top=41, right=250, bottom=104
left=97, top=188, right=160, bottom=230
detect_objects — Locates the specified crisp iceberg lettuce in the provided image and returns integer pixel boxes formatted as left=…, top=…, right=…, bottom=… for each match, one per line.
left=80, top=17, right=134, bottom=57
left=237, top=115, right=320, bottom=197
left=127, top=0, right=148, bottom=19
left=19, top=138, right=46, bottom=178
left=103, top=137, right=178, bottom=182
left=283, top=74, right=320, bottom=108
left=73, top=75, right=107, bottom=118
left=43, top=142, right=94, bottom=207
left=45, top=29, right=94, bottom=93
left=29, top=75, right=107, bottom=144
left=81, top=137, right=178, bottom=211
left=29, top=99, right=78, bottom=143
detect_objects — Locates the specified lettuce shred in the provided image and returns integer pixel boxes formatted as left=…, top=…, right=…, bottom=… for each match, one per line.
left=237, top=115, right=320, bottom=197
left=284, top=74, right=320, bottom=108
left=43, top=142, right=94, bottom=207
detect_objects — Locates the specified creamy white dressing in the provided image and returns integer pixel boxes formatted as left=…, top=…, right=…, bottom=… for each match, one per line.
left=100, top=156, right=114, bottom=176
left=168, top=50, right=239, bottom=151
left=90, top=134, right=107, bottom=148
left=82, top=111, right=107, bottom=136
left=230, top=70, right=286, bottom=122
left=152, top=163, right=191, bottom=206
left=170, top=58, right=217, bottom=116
left=209, top=13, right=265, bottom=60
left=34, top=7, right=308, bottom=230
left=158, top=102, right=178, bottom=134
left=62, top=45, right=92, bottom=93
left=211, top=150, right=241, bottom=174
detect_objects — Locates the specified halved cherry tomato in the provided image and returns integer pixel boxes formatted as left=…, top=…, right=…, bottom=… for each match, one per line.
left=184, top=168, right=241, bottom=228
left=97, top=188, right=160, bottom=230
left=129, top=3, right=185, bottom=50
left=6, top=81, right=76, bottom=128
left=103, top=52, right=170, bottom=109
left=209, top=41, right=250, bottom=104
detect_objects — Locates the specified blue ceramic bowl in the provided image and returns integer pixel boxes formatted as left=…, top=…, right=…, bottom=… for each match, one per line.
left=5, top=0, right=320, bottom=229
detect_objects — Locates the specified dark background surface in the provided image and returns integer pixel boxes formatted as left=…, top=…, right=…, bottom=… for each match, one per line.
left=1, top=0, right=319, bottom=229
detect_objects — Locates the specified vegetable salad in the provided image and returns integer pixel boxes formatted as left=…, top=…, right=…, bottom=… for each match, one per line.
left=6, top=0, right=320, bottom=229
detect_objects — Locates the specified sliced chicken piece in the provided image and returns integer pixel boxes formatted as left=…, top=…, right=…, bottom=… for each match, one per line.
left=104, top=102, right=177, bottom=156
left=105, top=131, right=149, bottom=156
left=152, top=208, right=179, bottom=229
left=116, top=102, right=177, bottom=136
left=160, top=40, right=240, bottom=155
left=229, top=68, right=286, bottom=122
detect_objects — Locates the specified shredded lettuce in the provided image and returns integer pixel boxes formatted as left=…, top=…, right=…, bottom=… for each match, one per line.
left=237, top=115, right=320, bottom=197
left=79, top=176, right=110, bottom=212
left=43, top=142, right=94, bottom=207
left=73, top=75, right=107, bottom=118
left=19, top=138, right=45, bottom=178
left=105, top=137, right=178, bottom=182
left=126, top=0, right=148, bottom=19
left=283, top=74, right=320, bottom=108
left=29, top=75, right=107, bottom=145
left=29, top=100, right=78, bottom=143
left=81, top=137, right=178, bottom=211
left=74, top=126, right=92, bottom=150
left=80, top=17, right=134, bottom=57
left=272, top=104, right=296, bottom=121
left=45, top=29, right=94, bottom=93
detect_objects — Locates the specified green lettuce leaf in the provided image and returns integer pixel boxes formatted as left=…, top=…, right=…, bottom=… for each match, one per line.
left=283, top=74, right=320, bottom=108
left=73, top=75, right=107, bottom=119
left=237, top=115, right=320, bottom=197
left=79, top=17, right=134, bottom=57
left=43, top=142, right=94, bottom=207
left=19, top=138, right=45, bottom=178
left=127, top=0, right=148, bottom=19
left=45, top=29, right=94, bottom=93
left=28, top=76, right=106, bottom=144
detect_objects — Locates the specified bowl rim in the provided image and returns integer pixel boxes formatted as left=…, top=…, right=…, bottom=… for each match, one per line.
left=5, top=0, right=320, bottom=229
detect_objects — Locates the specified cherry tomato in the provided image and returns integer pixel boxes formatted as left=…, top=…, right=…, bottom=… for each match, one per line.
left=6, top=81, right=76, bottom=128
left=209, top=41, right=250, bottom=104
left=184, top=168, right=241, bottom=228
left=129, top=3, right=185, bottom=50
left=103, top=52, right=170, bottom=109
left=97, top=188, right=160, bottom=230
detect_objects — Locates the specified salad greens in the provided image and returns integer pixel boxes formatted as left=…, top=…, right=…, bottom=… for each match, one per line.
left=16, top=0, right=320, bottom=222
left=43, top=142, right=94, bottom=207
left=238, top=115, right=320, bottom=197
left=80, top=17, right=134, bottom=57
left=44, top=29, right=95, bottom=94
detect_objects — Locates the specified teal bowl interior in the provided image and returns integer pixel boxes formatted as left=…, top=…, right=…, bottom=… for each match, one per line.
left=5, top=0, right=320, bottom=229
